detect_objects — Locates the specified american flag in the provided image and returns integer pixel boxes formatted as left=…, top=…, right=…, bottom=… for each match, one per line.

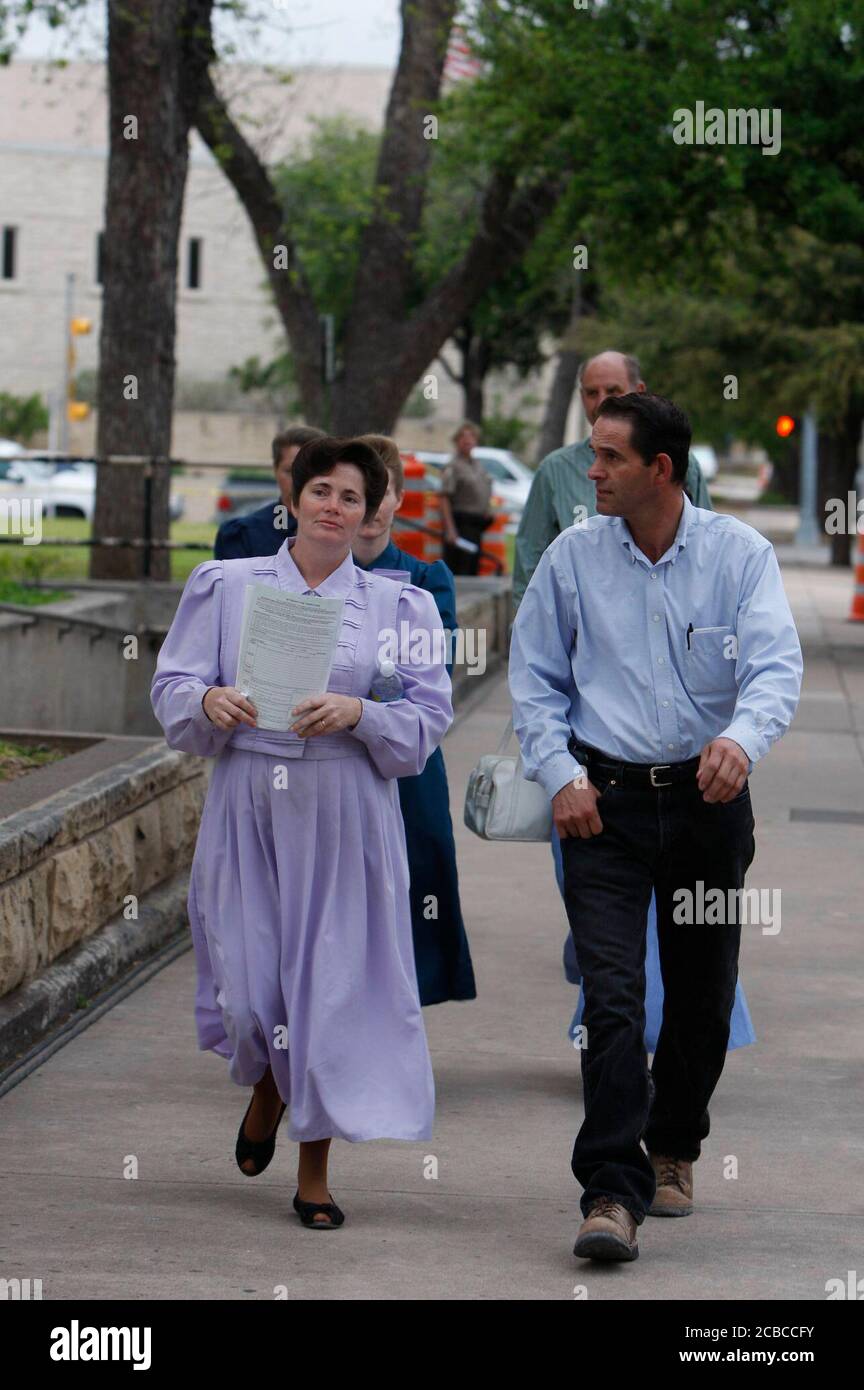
left=443, top=24, right=483, bottom=84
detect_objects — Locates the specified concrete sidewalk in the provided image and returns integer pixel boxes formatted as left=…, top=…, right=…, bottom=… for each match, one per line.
left=1, top=563, right=862, bottom=1301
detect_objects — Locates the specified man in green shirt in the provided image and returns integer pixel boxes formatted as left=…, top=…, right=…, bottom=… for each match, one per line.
left=513, top=350, right=713, bottom=608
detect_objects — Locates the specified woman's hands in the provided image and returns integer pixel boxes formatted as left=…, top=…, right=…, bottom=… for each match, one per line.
left=290, top=693, right=363, bottom=737
left=202, top=686, right=258, bottom=730
left=201, top=687, right=363, bottom=737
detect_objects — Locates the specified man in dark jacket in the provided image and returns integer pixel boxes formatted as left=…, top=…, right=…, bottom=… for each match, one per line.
left=214, top=425, right=325, bottom=559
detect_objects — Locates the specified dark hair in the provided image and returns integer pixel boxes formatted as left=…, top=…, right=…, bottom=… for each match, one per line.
left=453, top=419, right=482, bottom=444
left=290, top=436, right=389, bottom=521
left=595, top=393, right=691, bottom=484
left=271, top=425, right=326, bottom=467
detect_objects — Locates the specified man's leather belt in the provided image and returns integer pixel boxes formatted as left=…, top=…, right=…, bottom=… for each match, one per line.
left=568, top=738, right=701, bottom=789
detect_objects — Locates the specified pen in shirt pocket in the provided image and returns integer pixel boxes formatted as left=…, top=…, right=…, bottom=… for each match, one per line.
left=686, top=623, right=694, bottom=650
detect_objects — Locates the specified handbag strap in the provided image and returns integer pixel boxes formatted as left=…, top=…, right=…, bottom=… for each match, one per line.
left=496, top=716, right=515, bottom=755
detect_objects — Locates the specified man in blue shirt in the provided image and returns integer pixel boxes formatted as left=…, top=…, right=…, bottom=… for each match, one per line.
left=509, top=393, right=802, bottom=1264
left=214, top=426, right=325, bottom=559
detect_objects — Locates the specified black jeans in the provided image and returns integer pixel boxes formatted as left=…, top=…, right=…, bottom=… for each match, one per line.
left=560, top=750, right=756, bottom=1223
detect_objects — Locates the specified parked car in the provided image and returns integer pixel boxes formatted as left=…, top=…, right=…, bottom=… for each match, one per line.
left=0, top=455, right=185, bottom=521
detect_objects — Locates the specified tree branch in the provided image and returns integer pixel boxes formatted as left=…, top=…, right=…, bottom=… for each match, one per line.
left=193, top=66, right=324, bottom=417
left=436, top=352, right=463, bottom=385
left=343, top=0, right=458, bottom=354
left=398, top=170, right=567, bottom=390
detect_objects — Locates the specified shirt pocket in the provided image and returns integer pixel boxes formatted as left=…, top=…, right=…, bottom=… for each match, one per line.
left=684, top=626, right=738, bottom=694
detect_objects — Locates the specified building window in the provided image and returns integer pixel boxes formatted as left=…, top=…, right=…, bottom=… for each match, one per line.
left=1, top=226, right=17, bottom=281
left=186, top=237, right=203, bottom=290
left=95, top=231, right=104, bottom=285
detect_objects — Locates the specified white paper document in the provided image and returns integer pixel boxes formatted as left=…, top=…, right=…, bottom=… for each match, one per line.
left=235, top=584, right=345, bottom=731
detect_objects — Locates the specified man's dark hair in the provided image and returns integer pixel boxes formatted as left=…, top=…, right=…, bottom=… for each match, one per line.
left=291, top=436, right=389, bottom=521
left=271, top=425, right=326, bottom=467
left=596, top=393, right=692, bottom=484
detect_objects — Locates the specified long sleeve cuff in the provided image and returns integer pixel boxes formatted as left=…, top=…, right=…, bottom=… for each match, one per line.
left=536, top=750, right=586, bottom=800
left=717, top=717, right=766, bottom=769
left=348, top=695, right=386, bottom=743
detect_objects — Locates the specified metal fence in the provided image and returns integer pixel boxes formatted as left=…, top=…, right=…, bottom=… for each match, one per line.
left=0, top=453, right=504, bottom=576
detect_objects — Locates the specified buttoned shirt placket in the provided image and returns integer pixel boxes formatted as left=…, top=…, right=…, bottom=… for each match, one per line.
left=619, top=519, right=687, bottom=767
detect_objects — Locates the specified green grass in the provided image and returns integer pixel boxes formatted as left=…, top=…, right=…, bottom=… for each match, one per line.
left=0, top=518, right=221, bottom=586
left=0, top=577, right=73, bottom=604
left=0, top=739, right=68, bottom=782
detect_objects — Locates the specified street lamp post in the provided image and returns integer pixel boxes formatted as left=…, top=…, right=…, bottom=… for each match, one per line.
left=795, top=409, right=821, bottom=547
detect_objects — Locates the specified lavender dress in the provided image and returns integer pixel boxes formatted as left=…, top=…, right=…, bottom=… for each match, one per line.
left=150, top=537, right=453, bottom=1143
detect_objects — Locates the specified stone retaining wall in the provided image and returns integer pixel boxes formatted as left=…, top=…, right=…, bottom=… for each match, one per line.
left=3, top=576, right=512, bottom=736
left=0, top=742, right=206, bottom=1000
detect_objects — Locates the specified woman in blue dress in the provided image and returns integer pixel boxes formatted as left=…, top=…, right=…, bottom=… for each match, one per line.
left=352, top=436, right=476, bottom=1006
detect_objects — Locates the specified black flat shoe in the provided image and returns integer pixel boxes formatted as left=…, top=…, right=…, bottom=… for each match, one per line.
left=235, top=1096, right=286, bottom=1177
left=293, top=1190, right=345, bottom=1229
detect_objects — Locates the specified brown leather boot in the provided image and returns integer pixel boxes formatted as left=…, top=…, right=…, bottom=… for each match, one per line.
left=648, top=1153, right=694, bottom=1216
left=573, top=1196, right=639, bottom=1261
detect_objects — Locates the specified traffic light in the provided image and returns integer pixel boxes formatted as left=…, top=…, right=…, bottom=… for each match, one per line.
left=68, top=316, right=92, bottom=422
left=775, top=415, right=796, bottom=438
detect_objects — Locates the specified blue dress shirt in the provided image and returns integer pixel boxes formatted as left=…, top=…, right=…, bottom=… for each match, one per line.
left=509, top=493, right=803, bottom=798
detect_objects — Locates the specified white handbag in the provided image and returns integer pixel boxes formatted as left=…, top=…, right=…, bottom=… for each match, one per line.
left=464, top=717, right=553, bottom=842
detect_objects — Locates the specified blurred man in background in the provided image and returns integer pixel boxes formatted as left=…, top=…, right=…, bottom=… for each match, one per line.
left=513, top=351, right=712, bottom=608
left=214, top=425, right=326, bottom=559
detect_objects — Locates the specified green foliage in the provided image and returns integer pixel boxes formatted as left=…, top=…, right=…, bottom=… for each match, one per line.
left=272, top=118, right=379, bottom=338
left=481, top=396, right=534, bottom=452
left=0, top=391, right=48, bottom=444
left=581, top=228, right=864, bottom=448
left=227, top=354, right=302, bottom=418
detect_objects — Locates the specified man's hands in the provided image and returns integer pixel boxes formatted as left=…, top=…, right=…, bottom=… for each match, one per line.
left=552, top=773, right=604, bottom=839
left=551, top=737, right=750, bottom=834
left=697, top=737, right=749, bottom=803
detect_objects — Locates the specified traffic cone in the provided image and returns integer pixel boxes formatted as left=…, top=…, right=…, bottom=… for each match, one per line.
left=849, top=529, right=864, bottom=621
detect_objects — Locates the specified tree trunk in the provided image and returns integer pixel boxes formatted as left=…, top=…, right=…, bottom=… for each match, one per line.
left=534, top=283, right=582, bottom=464
left=459, top=324, right=490, bottom=423
left=820, top=410, right=862, bottom=567
left=91, top=1, right=206, bottom=580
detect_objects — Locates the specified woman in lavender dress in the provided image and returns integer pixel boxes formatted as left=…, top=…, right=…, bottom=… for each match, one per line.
left=151, top=437, right=452, bottom=1228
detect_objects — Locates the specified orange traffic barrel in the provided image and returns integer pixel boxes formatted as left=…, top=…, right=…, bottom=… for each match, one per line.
left=395, top=452, right=427, bottom=561
left=477, top=498, right=510, bottom=576
left=849, top=529, right=864, bottom=621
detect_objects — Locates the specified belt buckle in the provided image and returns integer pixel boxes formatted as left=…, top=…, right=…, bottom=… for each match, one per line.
left=649, top=764, right=673, bottom=788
